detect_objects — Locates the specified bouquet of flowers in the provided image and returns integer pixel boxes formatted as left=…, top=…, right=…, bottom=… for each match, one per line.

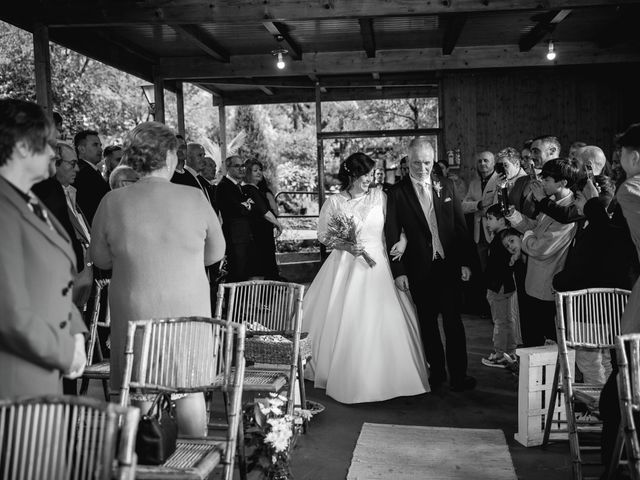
left=325, top=212, right=376, bottom=267
left=244, top=393, right=314, bottom=480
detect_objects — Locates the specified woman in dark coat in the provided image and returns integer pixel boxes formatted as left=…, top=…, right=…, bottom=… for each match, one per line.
left=243, top=159, right=283, bottom=279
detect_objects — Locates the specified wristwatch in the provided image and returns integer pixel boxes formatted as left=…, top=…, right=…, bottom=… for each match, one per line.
left=86, top=261, right=94, bottom=269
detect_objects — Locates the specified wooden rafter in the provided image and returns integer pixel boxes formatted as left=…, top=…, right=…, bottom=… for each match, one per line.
left=169, top=24, right=229, bottom=62
left=441, top=13, right=467, bottom=55
left=263, top=21, right=301, bottom=60
left=30, top=0, right=637, bottom=27
left=518, top=9, right=572, bottom=52
left=358, top=18, right=376, bottom=58
left=158, top=44, right=640, bottom=79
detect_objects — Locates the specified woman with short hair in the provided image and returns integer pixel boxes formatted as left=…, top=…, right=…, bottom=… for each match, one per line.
left=91, top=122, right=225, bottom=435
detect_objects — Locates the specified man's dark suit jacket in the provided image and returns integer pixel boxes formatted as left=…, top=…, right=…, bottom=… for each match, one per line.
left=32, top=177, right=84, bottom=271
left=215, top=176, right=252, bottom=244
left=171, top=169, right=201, bottom=189
left=385, top=175, right=473, bottom=283
left=75, top=159, right=109, bottom=225
left=198, top=175, right=218, bottom=214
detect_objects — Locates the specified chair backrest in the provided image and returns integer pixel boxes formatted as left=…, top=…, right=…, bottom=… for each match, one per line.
left=617, top=333, right=640, bottom=411
left=119, top=317, right=244, bottom=402
left=86, top=279, right=111, bottom=366
left=118, top=317, right=246, bottom=478
left=555, top=288, right=630, bottom=349
left=0, top=395, right=138, bottom=480
left=215, top=280, right=305, bottom=334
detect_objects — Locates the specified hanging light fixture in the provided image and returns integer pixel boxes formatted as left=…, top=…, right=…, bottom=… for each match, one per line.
left=546, top=40, right=557, bottom=61
left=271, top=47, right=288, bottom=70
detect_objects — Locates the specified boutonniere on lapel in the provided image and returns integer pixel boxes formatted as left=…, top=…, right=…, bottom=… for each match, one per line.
left=433, top=180, right=443, bottom=198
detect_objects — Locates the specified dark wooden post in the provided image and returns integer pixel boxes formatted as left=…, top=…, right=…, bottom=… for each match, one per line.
left=315, top=83, right=327, bottom=261
left=33, top=23, right=53, bottom=119
left=153, top=68, right=165, bottom=124
left=176, top=81, right=185, bottom=137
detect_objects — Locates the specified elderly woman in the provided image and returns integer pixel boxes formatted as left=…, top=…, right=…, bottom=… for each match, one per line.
left=243, top=159, right=283, bottom=279
left=91, top=122, right=225, bottom=436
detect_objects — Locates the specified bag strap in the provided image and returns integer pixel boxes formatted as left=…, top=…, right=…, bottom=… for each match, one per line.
left=145, top=393, right=175, bottom=418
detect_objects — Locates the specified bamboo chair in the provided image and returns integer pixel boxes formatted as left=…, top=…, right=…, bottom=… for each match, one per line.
left=80, top=279, right=111, bottom=400
left=0, top=395, right=139, bottom=480
left=214, top=281, right=309, bottom=427
left=119, top=316, right=245, bottom=480
left=543, top=288, right=630, bottom=480
left=606, top=333, right=640, bottom=480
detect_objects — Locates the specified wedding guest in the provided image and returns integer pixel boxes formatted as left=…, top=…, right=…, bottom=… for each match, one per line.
left=197, top=156, right=218, bottom=213
left=510, top=135, right=562, bottom=220
left=53, top=111, right=63, bottom=139
left=507, top=157, right=578, bottom=346
left=481, top=204, right=518, bottom=369
left=102, top=145, right=123, bottom=183
left=74, top=129, right=107, bottom=224
left=0, top=98, right=87, bottom=398
left=216, top=155, right=254, bottom=282
left=171, top=135, right=202, bottom=190
left=569, top=141, right=587, bottom=163
left=91, top=121, right=225, bottom=436
left=109, top=164, right=139, bottom=190
left=32, top=141, right=93, bottom=308
left=462, top=151, right=498, bottom=272
left=243, top=159, right=283, bottom=280
left=371, top=167, right=393, bottom=193
left=600, top=123, right=640, bottom=467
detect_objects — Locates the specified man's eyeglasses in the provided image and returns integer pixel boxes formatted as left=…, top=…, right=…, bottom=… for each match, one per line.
left=229, top=164, right=245, bottom=169
left=60, top=159, right=79, bottom=168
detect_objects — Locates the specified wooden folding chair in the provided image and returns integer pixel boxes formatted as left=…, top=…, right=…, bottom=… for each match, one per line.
left=0, top=395, right=139, bottom=480
left=607, top=333, right=640, bottom=480
left=215, top=280, right=309, bottom=427
left=543, top=288, right=630, bottom=480
left=119, top=316, right=245, bottom=480
left=80, top=278, right=111, bottom=400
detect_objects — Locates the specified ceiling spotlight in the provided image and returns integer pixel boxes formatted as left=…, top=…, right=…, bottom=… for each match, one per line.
left=271, top=48, right=288, bottom=70
left=546, top=40, right=556, bottom=61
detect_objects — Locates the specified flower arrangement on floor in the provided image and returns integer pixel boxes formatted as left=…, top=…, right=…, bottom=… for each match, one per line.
left=244, top=393, right=314, bottom=480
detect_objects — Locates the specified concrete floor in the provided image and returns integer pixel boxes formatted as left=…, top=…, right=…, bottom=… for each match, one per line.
left=289, top=314, right=595, bottom=480
left=86, top=313, right=604, bottom=479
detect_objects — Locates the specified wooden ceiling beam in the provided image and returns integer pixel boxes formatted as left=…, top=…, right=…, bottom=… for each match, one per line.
left=211, top=85, right=438, bottom=106
left=441, top=13, right=468, bottom=55
left=195, top=74, right=439, bottom=89
left=168, top=24, right=229, bottom=62
left=257, top=85, right=275, bottom=95
left=518, top=9, right=571, bottom=52
left=263, top=21, right=302, bottom=60
left=29, top=0, right=638, bottom=27
left=158, top=44, right=640, bottom=79
left=358, top=18, right=376, bottom=58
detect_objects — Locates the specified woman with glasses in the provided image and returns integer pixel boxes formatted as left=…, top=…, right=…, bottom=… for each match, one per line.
left=91, top=122, right=225, bottom=436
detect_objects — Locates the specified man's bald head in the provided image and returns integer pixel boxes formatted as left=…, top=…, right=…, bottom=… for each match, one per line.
left=577, top=146, right=607, bottom=176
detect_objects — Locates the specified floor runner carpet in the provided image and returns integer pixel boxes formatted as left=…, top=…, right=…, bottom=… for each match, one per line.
left=347, top=423, right=517, bottom=479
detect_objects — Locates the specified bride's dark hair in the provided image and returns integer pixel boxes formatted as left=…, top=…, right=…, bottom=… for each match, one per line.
left=338, top=152, right=375, bottom=196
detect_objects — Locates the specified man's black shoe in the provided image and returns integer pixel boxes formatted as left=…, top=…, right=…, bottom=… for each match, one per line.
left=450, top=375, right=477, bottom=392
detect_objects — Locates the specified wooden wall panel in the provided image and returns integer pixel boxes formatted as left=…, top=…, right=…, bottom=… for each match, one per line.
left=442, top=64, right=640, bottom=183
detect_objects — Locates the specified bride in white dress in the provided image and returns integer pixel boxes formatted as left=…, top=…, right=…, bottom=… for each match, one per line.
left=303, top=152, right=430, bottom=404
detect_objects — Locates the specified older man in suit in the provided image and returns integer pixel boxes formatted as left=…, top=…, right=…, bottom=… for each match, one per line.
left=216, top=155, right=254, bottom=282
left=0, top=98, right=87, bottom=399
left=385, top=138, right=476, bottom=392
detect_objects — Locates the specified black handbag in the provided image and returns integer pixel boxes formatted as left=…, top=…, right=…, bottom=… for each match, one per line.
left=135, top=393, right=178, bottom=465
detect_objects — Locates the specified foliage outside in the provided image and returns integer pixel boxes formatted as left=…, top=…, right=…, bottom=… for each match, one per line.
left=1, top=21, right=439, bottom=242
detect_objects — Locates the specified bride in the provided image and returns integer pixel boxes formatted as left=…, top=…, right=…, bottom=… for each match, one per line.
left=303, top=152, right=430, bottom=404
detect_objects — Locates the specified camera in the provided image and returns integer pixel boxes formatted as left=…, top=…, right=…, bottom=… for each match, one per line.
left=494, top=162, right=506, bottom=176
left=585, top=164, right=595, bottom=182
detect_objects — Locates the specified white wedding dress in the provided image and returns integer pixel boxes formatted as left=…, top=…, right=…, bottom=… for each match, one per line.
left=303, top=188, right=430, bottom=404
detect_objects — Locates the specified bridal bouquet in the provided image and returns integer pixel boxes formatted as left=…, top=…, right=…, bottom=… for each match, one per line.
left=325, top=212, right=376, bottom=267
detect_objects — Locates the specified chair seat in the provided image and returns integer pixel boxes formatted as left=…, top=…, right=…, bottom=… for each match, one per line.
left=558, top=383, right=603, bottom=410
left=135, top=438, right=225, bottom=480
left=82, top=361, right=110, bottom=378
left=238, top=367, right=288, bottom=392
